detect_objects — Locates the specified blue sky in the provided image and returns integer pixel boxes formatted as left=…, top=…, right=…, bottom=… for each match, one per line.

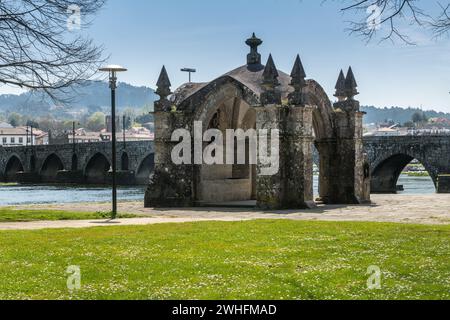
left=3, top=0, right=450, bottom=111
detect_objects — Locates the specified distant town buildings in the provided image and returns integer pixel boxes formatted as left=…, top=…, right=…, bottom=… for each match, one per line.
left=364, top=118, right=450, bottom=137
left=68, top=126, right=154, bottom=144
left=0, top=125, right=35, bottom=146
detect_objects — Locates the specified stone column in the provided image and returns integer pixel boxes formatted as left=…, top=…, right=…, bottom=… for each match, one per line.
left=281, top=54, right=316, bottom=208
left=255, top=54, right=317, bottom=209
left=282, top=105, right=316, bottom=208
left=330, top=67, right=370, bottom=204
left=332, top=104, right=367, bottom=203
left=145, top=66, right=195, bottom=207
left=145, top=112, right=195, bottom=207
left=254, top=104, right=283, bottom=209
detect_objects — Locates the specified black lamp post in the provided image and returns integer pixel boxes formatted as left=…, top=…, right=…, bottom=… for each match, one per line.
left=123, top=114, right=127, bottom=149
left=99, top=64, right=127, bottom=219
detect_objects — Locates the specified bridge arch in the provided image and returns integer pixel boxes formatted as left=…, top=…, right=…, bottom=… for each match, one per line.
left=4, top=155, right=24, bottom=182
left=40, top=153, right=64, bottom=183
left=85, top=152, right=111, bottom=184
left=371, top=153, right=437, bottom=193
left=136, top=154, right=154, bottom=184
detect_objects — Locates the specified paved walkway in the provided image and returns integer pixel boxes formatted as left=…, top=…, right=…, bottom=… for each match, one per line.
left=0, top=194, right=449, bottom=231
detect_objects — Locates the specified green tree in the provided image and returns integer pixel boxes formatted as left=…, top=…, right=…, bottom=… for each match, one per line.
left=8, top=113, right=22, bottom=127
left=403, top=121, right=414, bottom=128
left=412, top=112, right=425, bottom=124
left=26, top=120, right=40, bottom=129
left=86, top=112, right=106, bottom=132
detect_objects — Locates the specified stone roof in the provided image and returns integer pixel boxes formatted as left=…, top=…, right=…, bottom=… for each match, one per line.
left=171, top=63, right=294, bottom=106
left=169, top=34, right=301, bottom=107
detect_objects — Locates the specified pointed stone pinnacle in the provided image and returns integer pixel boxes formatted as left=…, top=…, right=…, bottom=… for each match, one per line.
left=156, top=65, right=171, bottom=99
left=334, top=69, right=346, bottom=98
left=290, top=54, right=307, bottom=87
left=345, top=67, right=357, bottom=89
left=345, top=66, right=358, bottom=98
left=262, top=54, right=280, bottom=87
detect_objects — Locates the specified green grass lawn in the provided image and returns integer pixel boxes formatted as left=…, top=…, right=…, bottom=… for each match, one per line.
left=0, top=220, right=448, bottom=300
left=0, top=208, right=137, bottom=222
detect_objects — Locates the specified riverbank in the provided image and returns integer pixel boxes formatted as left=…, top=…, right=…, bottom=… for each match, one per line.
left=1, top=194, right=449, bottom=230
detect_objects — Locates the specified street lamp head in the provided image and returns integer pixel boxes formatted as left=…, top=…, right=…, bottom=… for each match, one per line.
left=99, top=64, right=128, bottom=72
left=99, top=64, right=127, bottom=90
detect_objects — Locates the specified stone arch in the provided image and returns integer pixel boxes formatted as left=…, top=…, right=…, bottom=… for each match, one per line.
left=136, top=154, right=154, bottom=184
left=307, top=80, right=335, bottom=141
left=121, top=152, right=129, bottom=171
left=307, top=80, right=336, bottom=203
left=371, top=153, right=437, bottom=193
left=186, top=77, right=259, bottom=203
left=187, top=76, right=260, bottom=132
left=40, top=153, right=64, bottom=183
left=85, top=152, right=111, bottom=184
left=4, top=155, right=24, bottom=182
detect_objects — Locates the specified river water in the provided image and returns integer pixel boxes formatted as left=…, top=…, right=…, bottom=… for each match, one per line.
left=0, top=175, right=436, bottom=206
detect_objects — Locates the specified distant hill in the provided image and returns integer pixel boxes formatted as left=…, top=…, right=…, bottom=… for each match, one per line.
left=1, top=85, right=449, bottom=125
left=361, top=106, right=450, bottom=125
left=0, top=81, right=158, bottom=117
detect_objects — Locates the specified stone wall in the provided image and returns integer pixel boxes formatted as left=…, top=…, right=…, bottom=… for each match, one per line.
left=0, top=141, right=154, bottom=185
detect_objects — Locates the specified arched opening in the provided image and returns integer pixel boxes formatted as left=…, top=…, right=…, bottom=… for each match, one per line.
left=312, top=144, right=320, bottom=198
left=40, top=154, right=64, bottom=183
left=371, top=154, right=436, bottom=194
left=71, top=154, right=78, bottom=171
left=4, top=156, right=24, bottom=182
left=121, top=152, right=129, bottom=171
left=309, top=88, right=336, bottom=204
left=136, top=154, right=154, bottom=184
left=196, top=91, right=257, bottom=204
left=85, top=153, right=111, bottom=184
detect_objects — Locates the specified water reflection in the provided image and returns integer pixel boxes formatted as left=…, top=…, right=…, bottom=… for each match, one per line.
left=0, top=185, right=146, bottom=206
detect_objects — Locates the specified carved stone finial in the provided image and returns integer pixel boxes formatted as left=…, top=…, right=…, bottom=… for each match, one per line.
left=155, top=66, right=172, bottom=112
left=246, top=33, right=263, bottom=65
left=156, top=65, right=171, bottom=99
left=290, top=55, right=306, bottom=86
left=344, top=66, right=359, bottom=99
left=288, top=54, right=308, bottom=105
left=261, top=54, right=281, bottom=105
left=262, top=54, right=280, bottom=87
left=334, top=69, right=346, bottom=101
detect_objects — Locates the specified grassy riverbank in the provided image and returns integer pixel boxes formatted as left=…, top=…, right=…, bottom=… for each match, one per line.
left=0, top=220, right=448, bottom=300
left=0, top=208, right=137, bottom=222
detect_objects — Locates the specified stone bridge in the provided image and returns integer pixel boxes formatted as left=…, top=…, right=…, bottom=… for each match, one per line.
left=0, top=141, right=154, bottom=185
left=363, top=136, right=450, bottom=193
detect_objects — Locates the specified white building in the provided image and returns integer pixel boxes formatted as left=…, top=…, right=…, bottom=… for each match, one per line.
left=0, top=127, right=37, bottom=147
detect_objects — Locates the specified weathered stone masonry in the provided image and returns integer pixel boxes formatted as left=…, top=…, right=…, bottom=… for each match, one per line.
left=0, top=141, right=153, bottom=185
left=145, top=34, right=371, bottom=209
left=364, top=136, right=450, bottom=193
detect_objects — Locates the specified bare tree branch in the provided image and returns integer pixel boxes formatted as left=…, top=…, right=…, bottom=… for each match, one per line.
left=0, top=0, right=106, bottom=103
left=330, top=0, right=450, bottom=44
